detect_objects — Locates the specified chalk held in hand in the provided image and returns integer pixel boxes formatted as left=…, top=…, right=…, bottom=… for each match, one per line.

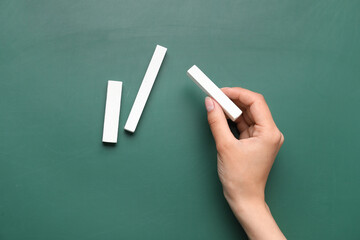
left=187, top=65, right=242, bottom=121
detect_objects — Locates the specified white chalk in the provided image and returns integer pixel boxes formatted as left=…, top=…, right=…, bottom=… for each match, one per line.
left=187, top=65, right=242, bottom=121
left=102, top=80, right=122, bottom=143
left=124, top=45, right=167, bottom=133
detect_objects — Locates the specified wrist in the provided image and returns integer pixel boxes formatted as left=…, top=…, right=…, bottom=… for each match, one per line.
left=227, top=196, right=268, bottom=220
left=225, top=194, right=286, bottom=239
left=223, top=187, right=266, bottom=215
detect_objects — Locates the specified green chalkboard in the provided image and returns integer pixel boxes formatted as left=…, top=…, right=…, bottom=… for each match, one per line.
left=1, top=0, right=359, bottom=239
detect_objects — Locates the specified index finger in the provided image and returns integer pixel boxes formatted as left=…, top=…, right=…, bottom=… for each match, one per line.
left=222, top=87, right=276, bottom=127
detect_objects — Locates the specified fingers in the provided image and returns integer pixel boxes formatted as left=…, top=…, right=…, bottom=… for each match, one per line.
left=236, top=115, right=250, bottom=132
left=222, top=87, right=275, bottom=127
left=241, top=111, right=254, bottom=126
left=205, top=97, right=235, bottom=145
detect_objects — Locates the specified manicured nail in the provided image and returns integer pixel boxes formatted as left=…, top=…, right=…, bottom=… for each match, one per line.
left=205, top=97, right=214, bottom=112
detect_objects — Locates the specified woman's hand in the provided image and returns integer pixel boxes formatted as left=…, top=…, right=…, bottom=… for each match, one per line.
left=205, top=87, right=286, bottom=240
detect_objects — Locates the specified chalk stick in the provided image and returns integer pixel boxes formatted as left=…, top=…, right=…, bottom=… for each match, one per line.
left=187, top=65, right=242, bottom=121
left=124, top=45, right=167, bottom=133
left=102, top=80, right=123, bottom=143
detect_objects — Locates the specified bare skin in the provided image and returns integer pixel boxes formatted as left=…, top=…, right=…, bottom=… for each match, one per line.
left=205, top=87, right=286, bottom=240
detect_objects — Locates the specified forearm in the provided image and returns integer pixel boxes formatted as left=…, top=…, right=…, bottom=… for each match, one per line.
left=228, top=198, right=286, bottom=240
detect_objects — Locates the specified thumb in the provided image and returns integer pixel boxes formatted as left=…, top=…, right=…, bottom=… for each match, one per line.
left=205, top=97, right=234, bottom=144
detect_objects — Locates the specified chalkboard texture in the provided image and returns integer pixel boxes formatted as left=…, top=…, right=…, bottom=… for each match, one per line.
left=1, top=0, right=359, bottom=239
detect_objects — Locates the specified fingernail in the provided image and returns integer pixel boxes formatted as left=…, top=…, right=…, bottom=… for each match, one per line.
left=205, top=97, right=214, bottom=112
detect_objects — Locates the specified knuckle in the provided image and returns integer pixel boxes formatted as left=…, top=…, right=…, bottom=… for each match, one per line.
left=266, top=129, right=283, bottom=146
left=280, top=132, right=285, bottom=145
left=256, top=93, right=265, bottom=101
left=208, top=116, right=218, bottom=127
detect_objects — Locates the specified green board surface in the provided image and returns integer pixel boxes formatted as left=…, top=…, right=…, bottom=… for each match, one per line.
left=1, top=1, right=360, bottom=239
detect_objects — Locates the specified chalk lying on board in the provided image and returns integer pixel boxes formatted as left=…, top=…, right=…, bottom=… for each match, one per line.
left=124, top=45, right=167, bottom=133
left=102, top=80, right=123, bottom=143
left=187, top=65, right=242, bottom=121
